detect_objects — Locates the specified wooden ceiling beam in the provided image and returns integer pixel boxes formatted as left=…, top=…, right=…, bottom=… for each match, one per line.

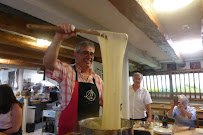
left=0, top=5, right=75, bottom=48
left=0, top=44, right=43, bottom=60
left=0, top=59, right=43, bottom=68
left=0, top=30, right=101, bottom=61
left=0, top=53, right=43, bottom=64
left=0, top=44, right=74, bottom=64
left=0, top=52, right=74, bottom=66
left=0, top=4, right=102, bottom=58
left=0, top=31, right=75, bottom=58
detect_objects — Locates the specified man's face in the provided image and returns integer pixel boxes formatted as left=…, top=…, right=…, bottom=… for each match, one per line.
left=74, top=46, right=94, bottom=69
left=133, top=74, right=142, bottom=87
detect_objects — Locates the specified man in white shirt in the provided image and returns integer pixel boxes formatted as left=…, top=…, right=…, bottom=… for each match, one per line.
left=129, top=72, right=152, bottom=122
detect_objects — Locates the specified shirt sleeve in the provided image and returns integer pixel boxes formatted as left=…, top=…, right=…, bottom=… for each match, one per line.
left=167, top=106, right=176, bottom=118
left=144, top=88, right=152, bottom=105
left=188, top=107, right=196, bottom=120
left=45, top=59, right=73, bottom=83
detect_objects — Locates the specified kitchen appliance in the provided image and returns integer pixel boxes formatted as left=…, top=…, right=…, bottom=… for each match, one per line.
left=73, top=117, right=134, bottom=135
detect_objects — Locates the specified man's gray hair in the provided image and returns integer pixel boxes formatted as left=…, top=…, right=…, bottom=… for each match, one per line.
left=75, top=41, right=95, bottom=53
left=133, top=72, right=143, bottom=79
left=178, top=94, right=189, bottom=106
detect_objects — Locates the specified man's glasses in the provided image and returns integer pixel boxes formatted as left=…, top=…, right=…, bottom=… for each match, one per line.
left=78, top=51, right=94, bottom=57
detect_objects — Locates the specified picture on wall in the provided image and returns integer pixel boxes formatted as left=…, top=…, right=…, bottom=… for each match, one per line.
left=190, top=62, right=201, bottom=69
left=167, top=63, right=176, bottom=71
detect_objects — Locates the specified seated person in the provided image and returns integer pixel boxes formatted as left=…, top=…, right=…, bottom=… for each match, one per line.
left=0, top=84, right=22, bottom=135
left=167, top=94, right=196, bottom=127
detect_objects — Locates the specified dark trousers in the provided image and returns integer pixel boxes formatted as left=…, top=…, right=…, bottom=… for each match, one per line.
left=134, top=130, right=151, bottom=135
left=0, top=127, right=22, bottom=135
left=130, top=117, right=147, bottom=121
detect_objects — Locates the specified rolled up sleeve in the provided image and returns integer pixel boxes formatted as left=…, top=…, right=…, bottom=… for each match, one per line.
left=45, top=59, right=72, bottom=83
left=144, top=90, right=152, bottom=105
left=189, top=107, right=196, bottom=120
left=167, top=106, right=176, bottom=118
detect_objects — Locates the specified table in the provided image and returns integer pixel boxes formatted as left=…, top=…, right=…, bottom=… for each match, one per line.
left=133, top=121, right=203, bottom=135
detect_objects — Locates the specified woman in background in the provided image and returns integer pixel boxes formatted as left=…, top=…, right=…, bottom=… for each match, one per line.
left=0, top=84, right=22, bottom=135
left=167, top=94, right=196, bottom=127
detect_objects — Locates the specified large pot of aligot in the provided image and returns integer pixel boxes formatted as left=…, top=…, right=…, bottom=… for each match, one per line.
left=70, top=117, right=134, bottom=135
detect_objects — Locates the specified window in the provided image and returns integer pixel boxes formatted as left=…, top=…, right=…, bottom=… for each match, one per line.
left=142, top=74, right=170, bottom=98
left=130, top=70, right=203, bottom=100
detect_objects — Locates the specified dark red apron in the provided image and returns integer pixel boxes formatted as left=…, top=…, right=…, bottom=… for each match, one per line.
left=58, top=66, right=99, bottom=135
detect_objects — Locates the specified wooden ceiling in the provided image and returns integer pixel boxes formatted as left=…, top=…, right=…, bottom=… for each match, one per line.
left=0, top=3, right=102, bottom=68
left=0, top=0, right=202, bottom=72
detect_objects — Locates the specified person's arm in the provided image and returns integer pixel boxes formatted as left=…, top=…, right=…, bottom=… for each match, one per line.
left=3, top=104, right=22, bottom=134
left=43, top=24, right=76, bottom=71
left=145, top=104, right=152, bottom=122
left=180, top=106, right=196, bottom=120
left=168, top=100, right=175, bottom=117
left=181, top=109, right=192, bottom=118
left=143, top=89, right=152, bottom=122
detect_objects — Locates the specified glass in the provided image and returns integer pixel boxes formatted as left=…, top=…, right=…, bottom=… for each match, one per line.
left=153, top=111, right=160, bottom=128
left=162, top=110, right=168, bottom=128
left=78, top=51, right=94, bottom=57
left=171, top=123, right=179, bottom=135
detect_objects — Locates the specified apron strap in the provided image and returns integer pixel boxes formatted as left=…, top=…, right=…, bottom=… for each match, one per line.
left=74, top=65, right=96, bottom=84
left=74, top=65, right=78, bottom=81
left=93, top=78, right=96, bottom=84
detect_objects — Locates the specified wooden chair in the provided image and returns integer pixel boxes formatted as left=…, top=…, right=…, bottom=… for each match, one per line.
left=196, top=114, right=199, bottom=128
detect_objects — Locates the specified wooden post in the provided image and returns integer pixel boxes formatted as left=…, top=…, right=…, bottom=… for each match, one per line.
left=22, top=96, right=30, bottom=134
left=169, top=72, right=173, bottom=98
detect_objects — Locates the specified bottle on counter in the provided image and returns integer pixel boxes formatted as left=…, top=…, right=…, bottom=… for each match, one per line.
left=162, top=110, right=168, bottom=128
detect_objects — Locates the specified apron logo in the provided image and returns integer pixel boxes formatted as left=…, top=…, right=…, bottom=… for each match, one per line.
left=84, top=89, right=96, bottom=101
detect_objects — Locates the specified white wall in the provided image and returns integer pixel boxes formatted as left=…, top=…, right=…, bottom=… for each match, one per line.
left=16, top=69, right=24, bottom=91
left=23, top=69, right=43, bottom=84
left=121, top=51, right=129, bottom=119
left=92, top=61, right=103, bottom=79
left=45, top=77, right=58, bottom=87
left=0, top=69, right=17, bottom=84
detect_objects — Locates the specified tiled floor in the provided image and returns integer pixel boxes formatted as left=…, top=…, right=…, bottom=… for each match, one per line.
left=24, top=122, right=56, bottom=135
left=24, top=122, right=43, bottom=135
left=24, top=129, right=42, bottom=135
left=24, top=129, right=56, bottom=135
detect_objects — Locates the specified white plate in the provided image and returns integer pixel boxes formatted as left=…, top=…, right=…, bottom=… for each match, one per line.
left=196, top=128, right=203, bottom=133
left=153, top=127, right=172, bottom=135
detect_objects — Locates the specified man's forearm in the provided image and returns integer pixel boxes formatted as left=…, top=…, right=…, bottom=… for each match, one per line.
left=145, top=104, right=152, bottom=118
left=181, top=109, right=193, bottom=119
left=43, top=36, right=62, bottom=71
left=168, top=107, right=174, bottom=117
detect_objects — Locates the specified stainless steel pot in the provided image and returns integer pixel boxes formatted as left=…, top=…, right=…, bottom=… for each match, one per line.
left=77, top=117, right=134, bottom=135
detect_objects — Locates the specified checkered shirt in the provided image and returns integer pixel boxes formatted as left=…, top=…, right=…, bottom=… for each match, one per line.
left=46, top=59, right=104, bottom=111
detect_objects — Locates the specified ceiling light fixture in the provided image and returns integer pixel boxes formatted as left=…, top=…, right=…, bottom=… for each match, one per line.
left=37, top=39, right=51, bottom=47
left=172, top=39, right=203, bottom=54
left=153, top=0, right=194, bottom=11
left=0, top=59, right=10, bottom=63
